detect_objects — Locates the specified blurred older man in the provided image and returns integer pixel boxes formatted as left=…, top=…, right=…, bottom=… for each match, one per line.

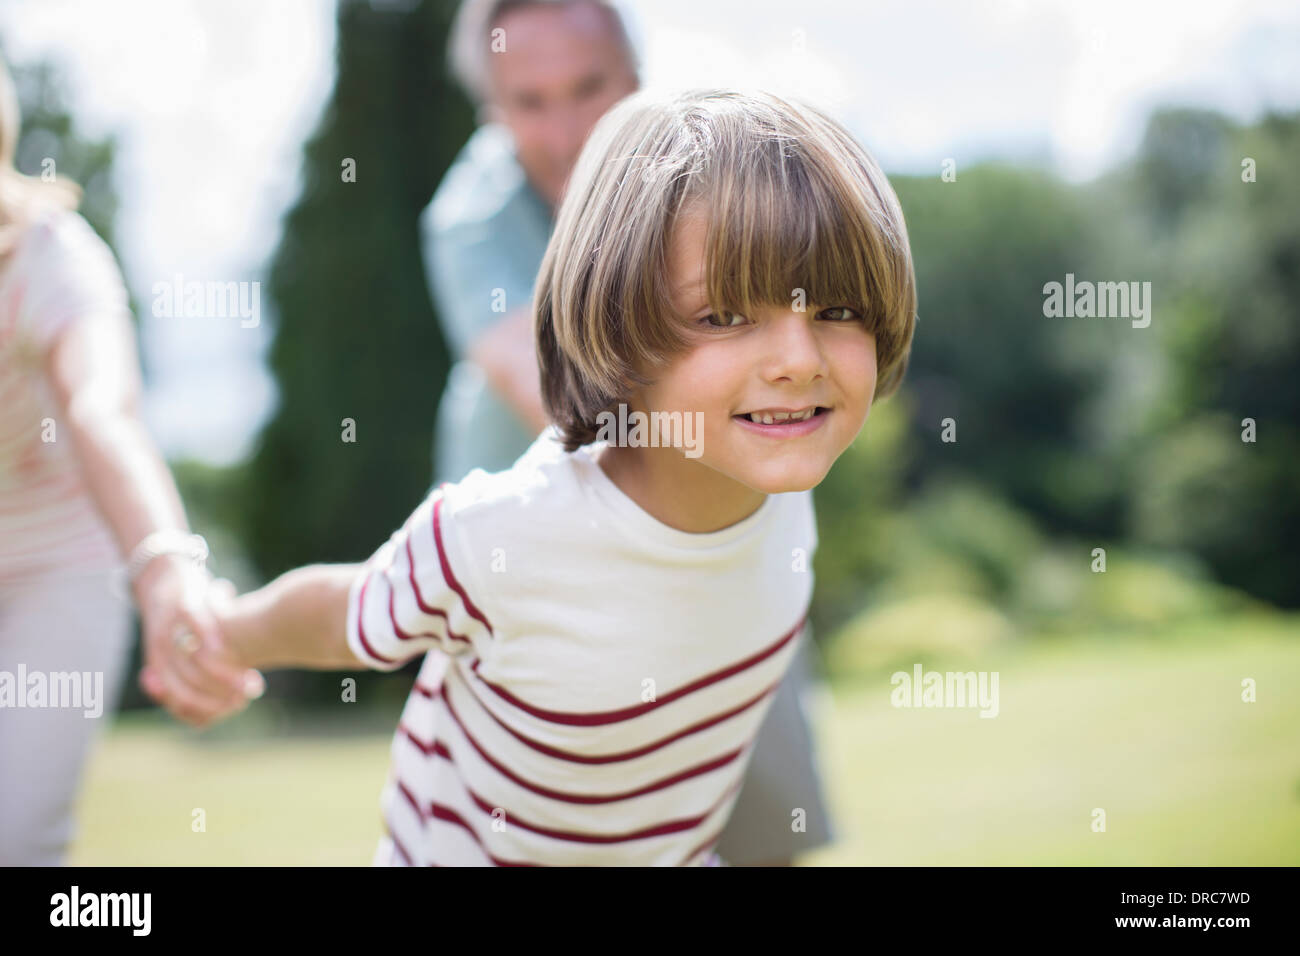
left=420, top=0, right=836, bottom=866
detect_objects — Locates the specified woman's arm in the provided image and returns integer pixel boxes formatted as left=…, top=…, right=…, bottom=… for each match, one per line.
left=44, top=306, right=253, bottom=727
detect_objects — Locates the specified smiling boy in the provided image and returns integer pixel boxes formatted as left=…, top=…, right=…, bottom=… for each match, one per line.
left=194, top=88, right=916, bottom=865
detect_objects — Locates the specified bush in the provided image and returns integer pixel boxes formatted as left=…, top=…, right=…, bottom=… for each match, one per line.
left=825, top=591, right=1016, bottom=682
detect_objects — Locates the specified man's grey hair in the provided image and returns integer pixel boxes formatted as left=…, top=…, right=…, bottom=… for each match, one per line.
left=448, top=0, right=642, bottom=107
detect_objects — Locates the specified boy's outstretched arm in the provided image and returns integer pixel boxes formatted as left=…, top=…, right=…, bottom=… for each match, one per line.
left=215, top=564, right=366, bottom=671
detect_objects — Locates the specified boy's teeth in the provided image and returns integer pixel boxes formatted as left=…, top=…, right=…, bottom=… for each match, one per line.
left=748, top=408, right=815, bottom=424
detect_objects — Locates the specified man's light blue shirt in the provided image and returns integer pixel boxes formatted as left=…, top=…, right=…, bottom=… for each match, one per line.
left=422, top=124, right=555, bottom=488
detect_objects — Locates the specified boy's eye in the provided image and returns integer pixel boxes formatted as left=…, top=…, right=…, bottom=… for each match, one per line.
left=699, top=311, right=747, bottom=328
left=696, top=307, right=862, bottom=328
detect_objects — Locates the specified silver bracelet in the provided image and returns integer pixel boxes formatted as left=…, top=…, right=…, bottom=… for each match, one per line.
left=125, top=530, right=210, bottom=587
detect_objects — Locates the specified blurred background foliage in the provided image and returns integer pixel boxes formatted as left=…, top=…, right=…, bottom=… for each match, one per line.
left=5, top=56, right=120, bottom=253
left=239, top=0, right=472, bottom=583
left=12, top=0, right=1298, bottom=714
left=817, top=108, right=1298, bottom=673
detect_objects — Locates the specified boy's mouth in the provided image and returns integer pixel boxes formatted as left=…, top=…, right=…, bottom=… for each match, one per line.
left=733, top=405, right=827, bottom=424
left=731, top=406, right=831, bottom=435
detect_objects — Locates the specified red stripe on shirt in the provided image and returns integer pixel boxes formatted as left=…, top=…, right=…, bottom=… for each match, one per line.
left=464, top=615, right=805, bottom=726
left=402, top=536, right=472, bottom=645
left=395, top=780, right=540, bottom=867
left=438, top=688, right=751, bottom=795
left=399, top=707, right=748, bottom=805
left=430, top=492, right=493, bottom=635
left=383, top=818, right=416, bottom=866
left=398, top=764, right=748, bottom=849
left=681, top=827, right=725, bottom=866
left=424, top=666, right=780, bottom=764
left=354, top=574, right=399, bottom=666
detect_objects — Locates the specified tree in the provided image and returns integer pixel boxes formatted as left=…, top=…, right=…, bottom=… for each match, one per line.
left=1121, top=109, right=1300, bottom=606
left=6, top=55, right=121, bottom=287
left=241, top=0, right=474, bottom=587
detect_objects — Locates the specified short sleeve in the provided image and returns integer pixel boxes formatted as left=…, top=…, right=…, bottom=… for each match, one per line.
left=420, top=203, right=532, bottom=359
left=19, top=210, right=130, bottom=352
left=346, top=485, right=494, bottom=671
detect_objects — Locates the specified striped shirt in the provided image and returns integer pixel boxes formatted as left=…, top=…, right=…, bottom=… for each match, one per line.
left=0, top=205, right=126, bottom=585
left=346, top=425, right=818, bottom=866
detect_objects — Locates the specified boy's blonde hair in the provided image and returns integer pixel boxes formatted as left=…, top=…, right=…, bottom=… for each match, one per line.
left=535, top=88, right=917, bottom=452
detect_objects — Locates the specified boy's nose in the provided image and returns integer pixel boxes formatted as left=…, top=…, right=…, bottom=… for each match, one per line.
left=761, top=313, right=827, bottom=382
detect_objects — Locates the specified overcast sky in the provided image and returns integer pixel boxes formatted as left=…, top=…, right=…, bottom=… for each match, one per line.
left=2, top=0, right=1297, bottom=464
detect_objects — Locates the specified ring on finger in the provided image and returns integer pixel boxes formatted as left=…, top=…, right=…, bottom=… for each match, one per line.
left=172, top=627, right=200, bottom=655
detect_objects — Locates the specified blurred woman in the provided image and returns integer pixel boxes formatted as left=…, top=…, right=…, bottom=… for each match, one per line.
left=0, top=56, right=252, bottom=865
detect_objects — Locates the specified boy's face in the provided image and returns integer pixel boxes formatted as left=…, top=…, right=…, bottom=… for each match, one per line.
left=627, top=208, right=878, bottom=495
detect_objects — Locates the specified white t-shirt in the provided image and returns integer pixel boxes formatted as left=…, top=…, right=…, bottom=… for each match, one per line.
left=0, top=205, right=127, bottom=584
left=346, top=425, right=818, bottom=866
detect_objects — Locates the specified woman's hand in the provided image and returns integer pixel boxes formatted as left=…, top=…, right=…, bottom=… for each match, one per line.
left=30, top=221, right=264, bottom=729
left=135, top=556, right=261, bottom=728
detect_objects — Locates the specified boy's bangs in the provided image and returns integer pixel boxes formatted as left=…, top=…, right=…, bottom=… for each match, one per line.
left=690, top=137, right=883, bottom=327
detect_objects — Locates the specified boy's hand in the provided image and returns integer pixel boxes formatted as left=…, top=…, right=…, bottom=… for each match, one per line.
left=137, top=562, right=263, bottom=728
left=203, top=578, right=267, bottom=696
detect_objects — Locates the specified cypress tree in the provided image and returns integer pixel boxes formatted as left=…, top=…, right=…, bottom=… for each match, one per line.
left=243, top=0, right=473, bottom=584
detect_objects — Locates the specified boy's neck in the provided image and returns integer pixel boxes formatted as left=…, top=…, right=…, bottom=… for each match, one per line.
left=596, top=443, right=768, bottom=535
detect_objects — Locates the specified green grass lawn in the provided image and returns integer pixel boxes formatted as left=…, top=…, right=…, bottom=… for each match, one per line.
left=68, top=707, right=398, bottom=866
left=68, top=614, right=1300, bottom=865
